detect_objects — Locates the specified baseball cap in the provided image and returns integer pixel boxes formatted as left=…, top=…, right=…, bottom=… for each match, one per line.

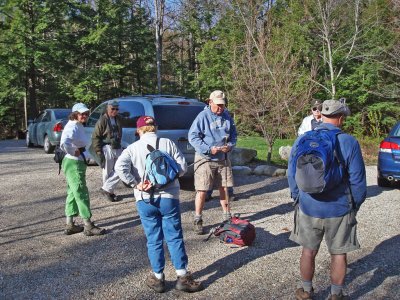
left=136, top=116, right=157, bottom=128
left=321, top=98, right=351, bottom=116
left=311, top=100, right=322, bottom=110
left=108, top=100, right=119, bottom=107
left=72, top=103, right=89, bottom=113
left=209, top=90, right=226, bottom=105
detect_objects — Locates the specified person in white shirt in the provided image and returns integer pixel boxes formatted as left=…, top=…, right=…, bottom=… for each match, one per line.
left=298, top=101, right=322, bottom=136
left=60, top=103, right=105, bottom=236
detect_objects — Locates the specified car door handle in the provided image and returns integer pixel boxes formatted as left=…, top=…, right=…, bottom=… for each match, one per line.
left=178, top=137, right=188, bottom=142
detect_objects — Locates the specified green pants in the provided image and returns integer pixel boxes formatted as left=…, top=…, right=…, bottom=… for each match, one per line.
left=62, top=157, right=92, bottom=219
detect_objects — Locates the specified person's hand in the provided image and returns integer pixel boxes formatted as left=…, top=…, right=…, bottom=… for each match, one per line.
left=220, top=145, right=231, bottom=153
left=137, top=180, right=152, bottom=191
left=99, top=153, right=106, bottom=169
left=210, top=146, right=220, bottom=155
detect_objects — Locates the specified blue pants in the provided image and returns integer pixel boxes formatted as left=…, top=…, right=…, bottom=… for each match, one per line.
left=136, top=198, right=188, bottom=274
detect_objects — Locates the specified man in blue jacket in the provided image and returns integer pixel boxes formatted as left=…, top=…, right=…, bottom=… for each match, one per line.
left=188, top=90, right=237, bottom=234
left=288, top=99, right=366, bottom=300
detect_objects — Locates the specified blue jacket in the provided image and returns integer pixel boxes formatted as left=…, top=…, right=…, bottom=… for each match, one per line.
left=287, top=123, right=367, bottom=218
left=188, top=106, right=237, bottom=161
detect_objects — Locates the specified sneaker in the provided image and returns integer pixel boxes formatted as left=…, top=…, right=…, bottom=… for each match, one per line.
left=328, top=293, right=349, bottom=300
left=295, top=287, right=314, bottom=300
left=84, top=222, right=106, bottom=236
left=145, top=273, right=165, bottom=293
left=175, top=272, right=203, bottom=293
left=64, top=223, right=84, bottom=235
left=100, top=188, right=116, bottom=202
left=194, top=219, right=204, bottom=235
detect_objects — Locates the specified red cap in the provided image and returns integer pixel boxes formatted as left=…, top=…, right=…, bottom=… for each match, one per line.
left=136, top=116, right=157, bottom=128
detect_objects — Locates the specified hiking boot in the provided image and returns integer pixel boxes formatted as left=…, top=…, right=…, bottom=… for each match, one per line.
left=145, top=273, right=165, bottom=293
left=328, top=293, right=349, bottom=300
left=100, top=188, right=116, bottom=202
left=64, top=223, right=84, bottom=235
left=84, top=222, right=106, bottom=236
left=194, top=219, right=204, bottom=235
left=295, top=287, right=314, bottom=300
left=175, top=272, right=203, bottom=293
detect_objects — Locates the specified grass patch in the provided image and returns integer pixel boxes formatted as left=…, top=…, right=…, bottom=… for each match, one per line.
left=237, top=136, right=294, bottom=167
left=237, top=135, right=379, bottom=166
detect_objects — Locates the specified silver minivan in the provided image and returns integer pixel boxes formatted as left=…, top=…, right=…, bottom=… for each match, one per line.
left=85, top=95, right=206, bottom=169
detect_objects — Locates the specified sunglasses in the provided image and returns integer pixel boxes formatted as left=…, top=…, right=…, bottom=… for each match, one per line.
left=111, top=108, right=119, bottom=111
left=80, top=112, right=89, bottom=116
left=312, top=106, right=321, bottom=112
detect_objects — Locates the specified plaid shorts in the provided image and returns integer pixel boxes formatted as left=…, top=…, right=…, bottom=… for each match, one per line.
left=193, top=154, right=234, bottom=191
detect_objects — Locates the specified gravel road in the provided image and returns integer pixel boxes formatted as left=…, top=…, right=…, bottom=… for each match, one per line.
left=0, top=140, right=399, bottom=300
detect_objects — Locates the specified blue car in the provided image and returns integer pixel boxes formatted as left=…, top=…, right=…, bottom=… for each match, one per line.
left=377, top=121, right=400, bottom=187
left=26, top=108, right=71, bottom=153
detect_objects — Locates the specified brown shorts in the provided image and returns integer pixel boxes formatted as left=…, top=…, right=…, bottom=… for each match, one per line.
left=289, top=205, right=360, bottom=254
left=194, top=154, right=234, bottom=191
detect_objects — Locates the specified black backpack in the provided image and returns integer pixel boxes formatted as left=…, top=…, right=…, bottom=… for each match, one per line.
left=54, top=146, right=87, bottom=174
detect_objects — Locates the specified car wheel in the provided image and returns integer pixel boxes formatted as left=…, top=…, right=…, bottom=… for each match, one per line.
left=44, top=135, right=55, bottom=154
left=377, top=176, right=391, bottom=187
left=26, top=132, right=33, bottom=147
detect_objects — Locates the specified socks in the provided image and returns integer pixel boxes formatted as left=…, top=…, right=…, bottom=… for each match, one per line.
left=153, top=272, right=164, bottom=280
left=176, top=269, right=187, bottom=277
left=83, top=218, right=92, bottom=226
left=302, top=280, right=313, bottom=293
left=331, top=284, right=343, bottom=296
left=66, top=216, right=74, bottom=225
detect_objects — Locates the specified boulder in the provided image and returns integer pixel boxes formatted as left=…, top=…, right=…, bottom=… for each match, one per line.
left=232, top=166, right=253, bottom=175
left=230, top=147, right=257, bottom=166
left=279, top=145, right=292, bottom=161
left=253, top=165, right=266, bottom=175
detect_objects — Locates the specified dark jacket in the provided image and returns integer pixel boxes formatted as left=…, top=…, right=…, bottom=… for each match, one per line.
left=288, top=123, right=367, bottom=218
left=91, top=113, right=123, bottom=154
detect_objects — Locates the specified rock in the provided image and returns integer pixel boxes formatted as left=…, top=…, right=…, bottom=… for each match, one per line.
left=230, top=147, right=257, bottom=166
left=232, top=166, right=252, bottom=175
left=273, top=168, right=287, bottom=177
left=253, top=165, right=287, bottom=177
left=279, top=146, right=292, bottom=161
left=253, top=165, right=266, bottom=175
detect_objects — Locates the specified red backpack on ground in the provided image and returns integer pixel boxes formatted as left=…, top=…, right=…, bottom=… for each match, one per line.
left=206, top=215, right=256, bottom=247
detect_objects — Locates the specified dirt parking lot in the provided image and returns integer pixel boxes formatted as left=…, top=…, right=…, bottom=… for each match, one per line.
left=0, top=140, right=399, bottom=300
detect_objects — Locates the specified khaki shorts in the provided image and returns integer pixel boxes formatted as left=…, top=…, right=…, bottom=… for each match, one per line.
left=289, top=205, right=360, bottom=254
left=194, top=154, right=234, bottom=191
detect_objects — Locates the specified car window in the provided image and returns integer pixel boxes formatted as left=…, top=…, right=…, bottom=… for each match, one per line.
left=34, top=112, right=45, bottom=123
left=54, top=110, right=71, bottom=120
left=42, top=111, right=51, bottom=122
left=86, top=104, right=107, bottom=127
left=118, top=101, right=146, bottom=128
left=153, top=105, right=204, bottom=130
left=390, top=123, right=400, bottom=137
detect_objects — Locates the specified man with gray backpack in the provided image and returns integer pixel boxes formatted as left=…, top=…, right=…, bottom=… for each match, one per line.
left=288, top=99, right=367, bottom=300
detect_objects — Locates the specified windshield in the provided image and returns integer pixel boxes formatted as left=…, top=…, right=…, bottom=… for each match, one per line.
left=153, top=105, right=204, bottom=130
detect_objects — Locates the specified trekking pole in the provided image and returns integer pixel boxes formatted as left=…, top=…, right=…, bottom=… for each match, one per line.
left=224, top=136, right=230, bottom=216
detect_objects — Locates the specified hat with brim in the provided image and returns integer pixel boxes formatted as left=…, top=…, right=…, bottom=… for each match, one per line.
left=322, top=99, right=351, bottom=116
left=209, top=90, right=226, bottom=105
left=136, top=116, right=157, bottom=129
left=72, top=103, right=89, bottom=113
left=108, top=100, right=119, bottom=107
